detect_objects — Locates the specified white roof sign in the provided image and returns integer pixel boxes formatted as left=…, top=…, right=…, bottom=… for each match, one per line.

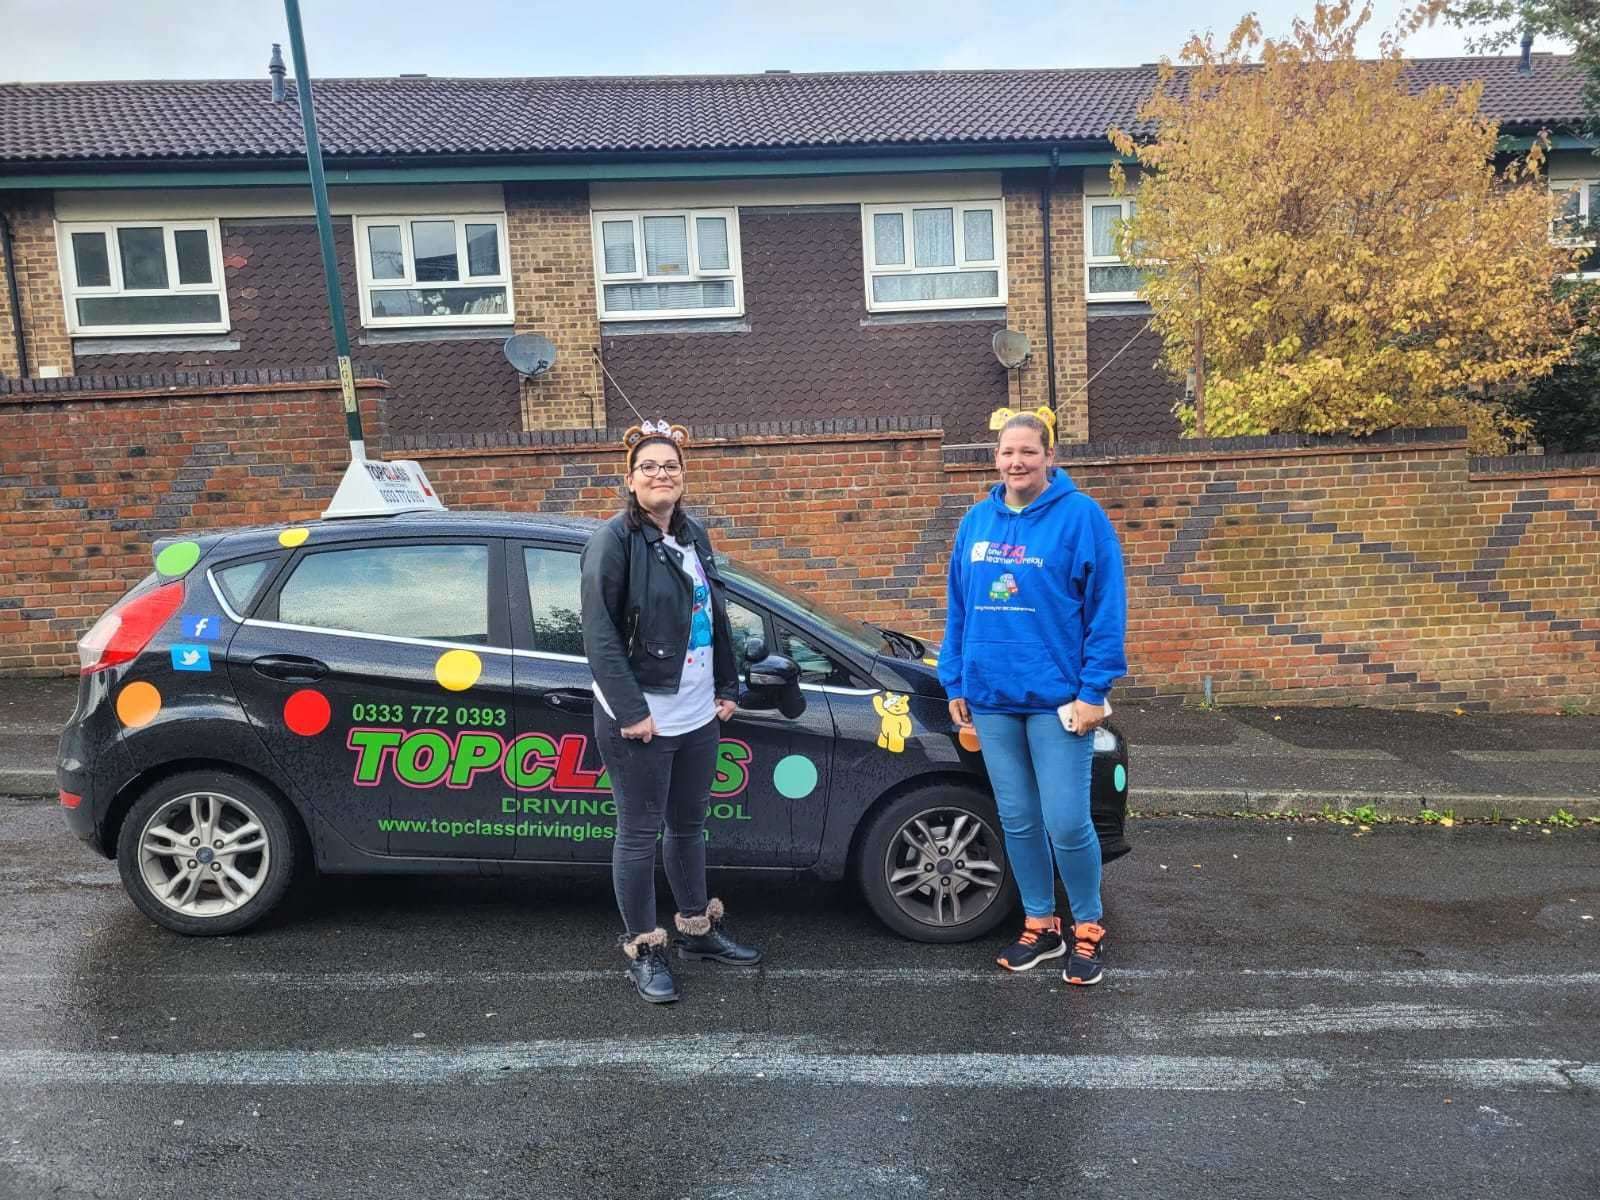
left=322, top=457, right=447, bottom=519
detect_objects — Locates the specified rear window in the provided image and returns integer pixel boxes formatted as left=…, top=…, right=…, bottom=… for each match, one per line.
left=214, top=559, right=274, bottom=616
left=277, top=543, right=490, bottom=644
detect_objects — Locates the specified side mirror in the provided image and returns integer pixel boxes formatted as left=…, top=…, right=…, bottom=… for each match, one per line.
left=747, top=654, right=799, bottom=689
left=739, top=654, right=807, bottom=718
left=742, top=636, right=768, bottom=664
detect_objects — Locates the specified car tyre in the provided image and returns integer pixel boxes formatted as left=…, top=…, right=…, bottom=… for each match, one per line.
left=856, top=783, right=1018, bottom=944
left=116, top=769, right=301, bottom=937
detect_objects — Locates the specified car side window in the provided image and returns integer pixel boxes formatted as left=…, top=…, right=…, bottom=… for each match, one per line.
left=725, top=599, right=767, bottom=663
left=523, top=547, right=584, bottom=656
left=778, top=622, right=854, bottom=687
left=214, top=558, right=276, bottom=616
left=277, top=543, right=490, bottom=644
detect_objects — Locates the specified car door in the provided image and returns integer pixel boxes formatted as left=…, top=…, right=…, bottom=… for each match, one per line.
left=506, top=541, right=611, bottom=863
left=229, top=534, right=517, bottom=861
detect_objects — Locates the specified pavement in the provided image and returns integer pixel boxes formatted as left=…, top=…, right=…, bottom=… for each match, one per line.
left=3, top=676, right=1596, bottom=818
left=2, top=802, right=1596, bottom=1199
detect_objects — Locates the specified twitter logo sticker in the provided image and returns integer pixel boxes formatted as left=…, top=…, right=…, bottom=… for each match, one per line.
left=170, top=645, right=211, bottom=672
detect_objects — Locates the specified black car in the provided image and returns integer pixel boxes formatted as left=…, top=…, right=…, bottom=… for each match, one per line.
left=58, top=511, right=1129, bottom=942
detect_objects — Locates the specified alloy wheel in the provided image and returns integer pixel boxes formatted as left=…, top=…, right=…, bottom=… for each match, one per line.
left=136, top=790, right=272, bottom=918
left=882, top=806, right=1006, bottom=928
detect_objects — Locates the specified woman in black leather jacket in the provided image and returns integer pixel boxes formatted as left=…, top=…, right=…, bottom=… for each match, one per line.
left=579, top=421, right=763, bottom=1003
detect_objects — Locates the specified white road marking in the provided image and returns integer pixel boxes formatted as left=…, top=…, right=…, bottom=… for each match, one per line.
left=0, top=1039, right=1591, bottom=1093
left=1126, top=1002, right=1507, bottom=1040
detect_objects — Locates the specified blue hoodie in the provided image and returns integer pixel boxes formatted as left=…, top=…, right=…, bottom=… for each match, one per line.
left=939, top=467, right=1127, bottom=712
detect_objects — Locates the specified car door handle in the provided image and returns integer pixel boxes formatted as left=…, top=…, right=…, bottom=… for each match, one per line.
left=543, top=688, right=595, bottom=713
left=251, top=654, right=329, bottom=683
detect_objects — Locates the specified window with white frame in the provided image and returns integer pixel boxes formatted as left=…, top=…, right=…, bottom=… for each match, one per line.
left=1549, top=181, right=1600, bottom=275
left=1086, top=197, right=1146, bottom=301
left=57, top=220, right=229, bottom=335
left=861, top=200, right=1005, bottom=311
left=591, top=208, right=742, bottom=320
left=353, top=214, right=512, bottom=326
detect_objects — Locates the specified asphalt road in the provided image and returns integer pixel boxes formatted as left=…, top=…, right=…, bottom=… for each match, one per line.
left=2, top=799, right=1596, bottom=1200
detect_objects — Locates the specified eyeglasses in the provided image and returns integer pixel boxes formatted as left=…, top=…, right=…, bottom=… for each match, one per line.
left=632, top=459, right=683, bottom=478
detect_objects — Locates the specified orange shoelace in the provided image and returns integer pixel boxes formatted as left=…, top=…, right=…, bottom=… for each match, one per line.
left=1017, top=918, right=1060, bottom=946
left=1072, top=922, right=1106, bottom=957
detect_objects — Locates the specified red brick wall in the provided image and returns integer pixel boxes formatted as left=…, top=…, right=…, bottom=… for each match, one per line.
left=0, top=373, right=386, bottom=673
left=3, top=377, right=1596, bottom=711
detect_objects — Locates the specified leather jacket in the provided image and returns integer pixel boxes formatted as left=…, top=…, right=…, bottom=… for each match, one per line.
left=579, top=510, right=739, bottom=727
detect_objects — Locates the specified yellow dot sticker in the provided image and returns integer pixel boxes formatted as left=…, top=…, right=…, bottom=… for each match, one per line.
left=434, top=649, right=482, bottom=692
left=115, top=681, right=162, bottom=728
left=278, top=527, right=310, bottom=548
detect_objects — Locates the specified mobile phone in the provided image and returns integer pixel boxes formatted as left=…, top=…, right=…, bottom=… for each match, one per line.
left=1059, top=699, right=1112, bottom=733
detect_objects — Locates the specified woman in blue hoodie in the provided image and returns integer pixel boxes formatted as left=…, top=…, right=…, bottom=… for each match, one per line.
left=939, top=408, right=1127, bottom=986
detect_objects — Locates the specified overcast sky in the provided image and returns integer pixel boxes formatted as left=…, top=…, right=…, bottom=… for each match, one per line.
left=1, top=0, right=1563, bottom=82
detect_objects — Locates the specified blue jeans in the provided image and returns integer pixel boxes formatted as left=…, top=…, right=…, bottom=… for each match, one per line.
left=971, top=710, right=1102, bottom=924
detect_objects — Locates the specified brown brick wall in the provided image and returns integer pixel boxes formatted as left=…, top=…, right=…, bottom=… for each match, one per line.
left=0, top=193, right=73, bottom=378
left=1001, top=170, right=1089, bottom=443
left=505, top=183, right=605, bottom=431
left=0, top=374, right=386, bottom=673
left=597, top=207, right=1008, bottom=442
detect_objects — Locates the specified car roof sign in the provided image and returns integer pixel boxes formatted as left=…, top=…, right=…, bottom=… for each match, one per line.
left=321, top=457, right=448, bottom=519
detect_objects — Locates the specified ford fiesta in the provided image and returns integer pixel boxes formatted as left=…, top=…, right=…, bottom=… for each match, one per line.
left=58, top=511, right=1130, bottom=942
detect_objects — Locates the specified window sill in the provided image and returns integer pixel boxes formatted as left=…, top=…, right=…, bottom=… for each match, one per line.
left=74, top=333, right=241, bottom=354
left=601, top=316, right=751, bottom=336
left=358, top=326, right=515, bottom=346
left=860, top=307, right=1006, bottom=327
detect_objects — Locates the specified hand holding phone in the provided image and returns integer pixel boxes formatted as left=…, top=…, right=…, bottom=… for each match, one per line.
left=1059, top=698, right=1111, bottom=734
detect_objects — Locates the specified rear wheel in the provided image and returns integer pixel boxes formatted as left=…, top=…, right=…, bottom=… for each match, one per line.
left=115, top=770, right=301, bottom=936
left=855, top=784, right=1017, bottom=943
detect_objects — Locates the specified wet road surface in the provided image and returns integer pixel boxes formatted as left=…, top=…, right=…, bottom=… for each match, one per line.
left=2, top=799, right=1596, bottom=1199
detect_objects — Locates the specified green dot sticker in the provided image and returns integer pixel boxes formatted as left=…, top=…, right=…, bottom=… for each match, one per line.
left=773, top=754, right=819, bottom=800
left=154, top=540, right=201, bottom=578
left=1114, top=764, right=1127, bottom=792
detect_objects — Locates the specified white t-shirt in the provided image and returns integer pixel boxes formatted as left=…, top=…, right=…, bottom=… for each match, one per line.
left=594, top=532, right=717, bottom=736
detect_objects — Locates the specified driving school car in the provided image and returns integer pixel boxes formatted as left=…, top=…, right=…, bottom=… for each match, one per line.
left=58, top=511, right=1130, bottom=943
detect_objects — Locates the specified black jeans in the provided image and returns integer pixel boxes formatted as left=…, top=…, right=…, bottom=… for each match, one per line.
left=594, top=708, right=720, bottom=936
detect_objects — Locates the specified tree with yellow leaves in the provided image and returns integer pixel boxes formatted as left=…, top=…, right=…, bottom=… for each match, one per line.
left=1107, top=1, right=1581, bottom=450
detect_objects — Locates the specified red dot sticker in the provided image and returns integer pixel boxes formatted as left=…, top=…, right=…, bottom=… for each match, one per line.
left=283, top=688, right=331, bottom=737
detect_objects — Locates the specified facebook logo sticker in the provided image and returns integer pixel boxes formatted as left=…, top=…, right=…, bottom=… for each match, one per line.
left=170, top=645, right=211, bottom=672
left=182, top=615, right=222, bottom=640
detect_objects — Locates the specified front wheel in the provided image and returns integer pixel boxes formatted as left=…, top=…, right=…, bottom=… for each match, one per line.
left=855, top=784, right=1018, bottom=943
left=115, top=770, right=302, bottom=936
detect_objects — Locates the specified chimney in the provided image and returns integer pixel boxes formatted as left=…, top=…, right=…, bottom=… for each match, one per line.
left=269, top=43, right=287, bottom=102
left=1519, top=30, right=1534, bottom=74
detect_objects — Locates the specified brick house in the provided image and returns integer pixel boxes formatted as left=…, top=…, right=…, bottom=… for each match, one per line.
left=0, top=53, right=1590, bottom=445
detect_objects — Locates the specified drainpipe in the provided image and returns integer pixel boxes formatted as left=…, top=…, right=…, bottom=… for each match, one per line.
left=1041, top=147, right=1059, bottom=414
left=0, top=211, right=28, bottom=379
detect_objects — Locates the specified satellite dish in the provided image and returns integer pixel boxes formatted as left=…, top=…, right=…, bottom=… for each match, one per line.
left=992, top=329, right=1031, bottom=370
left=503, top=333, right=557, bottom=379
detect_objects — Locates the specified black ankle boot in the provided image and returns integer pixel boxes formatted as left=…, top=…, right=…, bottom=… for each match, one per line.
left=673, top=898, right=763, bottom=966
left=622, top=929, right=679, bottom=1003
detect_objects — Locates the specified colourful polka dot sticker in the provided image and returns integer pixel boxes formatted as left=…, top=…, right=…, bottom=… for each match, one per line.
left=922, top=657, right=938, bottom=667
left=958, top=726, right=981, bottom=753
left=283, top=688, right=331, bottom=737
left=154, top=541, right=201, bottom=578
left=434, top=649, right=482, bottom=692
left=1114, top=764, right=1127, bottom=792
left=278, top=527, right=310, bottom=548
left=115, top=681, right=162, bottom=728
left=773, top=754, right=819, bottom=800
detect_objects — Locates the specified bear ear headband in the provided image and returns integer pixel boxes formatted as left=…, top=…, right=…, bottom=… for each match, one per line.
left=989, top=405, right=1057, bottom=447
left=622, top=419, right=691, bottom=464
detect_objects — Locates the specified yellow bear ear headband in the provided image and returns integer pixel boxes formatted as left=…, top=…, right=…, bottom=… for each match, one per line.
left=989, top=406, right=1057, bottom=447
left=622, top=419, right=691, bottom=466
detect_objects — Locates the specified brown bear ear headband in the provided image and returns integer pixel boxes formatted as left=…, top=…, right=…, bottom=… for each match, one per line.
left=622, top=419, right=691, bottom=467
left=989, top=405, right=1058, bottom=447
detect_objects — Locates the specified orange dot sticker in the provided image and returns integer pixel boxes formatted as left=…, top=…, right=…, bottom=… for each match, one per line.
left=958, top=726, right=981, bottom=753
left=278, top=527, right=310, bottom=548
left=434, top=649, right=482, bottom=692
left=115, top=681, right=162, bottom=728
left=283, top=688, right=331, bottom=737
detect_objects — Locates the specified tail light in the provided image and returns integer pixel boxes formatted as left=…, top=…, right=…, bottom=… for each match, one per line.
left=78, top=580, right=186, bottom=674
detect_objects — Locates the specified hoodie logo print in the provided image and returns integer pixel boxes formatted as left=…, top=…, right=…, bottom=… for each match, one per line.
left=971, top=541, right=1031, bottom=565
left=988, top=573, right=1020, bottom=602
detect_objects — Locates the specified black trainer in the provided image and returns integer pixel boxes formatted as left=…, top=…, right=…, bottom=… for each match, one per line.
left=673, top=898, right=762, bottom=966
left=995, top=918, right=1066, bottom=972
left=623, top=930, right=680, bottom=1003
left=1063, top=921, right=1107, bottom=986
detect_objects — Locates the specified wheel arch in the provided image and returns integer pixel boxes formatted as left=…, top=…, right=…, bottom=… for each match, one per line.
left=103, top=758, right=310, bottom=866
left=840, top=769, right=994, bottom=883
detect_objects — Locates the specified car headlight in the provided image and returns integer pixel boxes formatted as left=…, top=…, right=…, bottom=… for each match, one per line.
left=1092, top=727, right=1118, bottom=754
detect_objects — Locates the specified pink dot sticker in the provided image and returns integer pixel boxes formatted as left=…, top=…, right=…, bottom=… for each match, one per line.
left=283, top=688, right=331, bottom=737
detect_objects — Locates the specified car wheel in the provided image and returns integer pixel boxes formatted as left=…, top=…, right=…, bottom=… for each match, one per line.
left=855, top=784, right=1018, bottom=944
left=115, top=770, right=301, bottom=936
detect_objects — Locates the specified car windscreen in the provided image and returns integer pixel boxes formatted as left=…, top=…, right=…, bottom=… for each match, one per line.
left=718, top=558, right=892, bottom=661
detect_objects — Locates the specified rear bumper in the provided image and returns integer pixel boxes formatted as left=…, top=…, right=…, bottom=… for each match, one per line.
left=57, top=674, right=136, bottom=857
